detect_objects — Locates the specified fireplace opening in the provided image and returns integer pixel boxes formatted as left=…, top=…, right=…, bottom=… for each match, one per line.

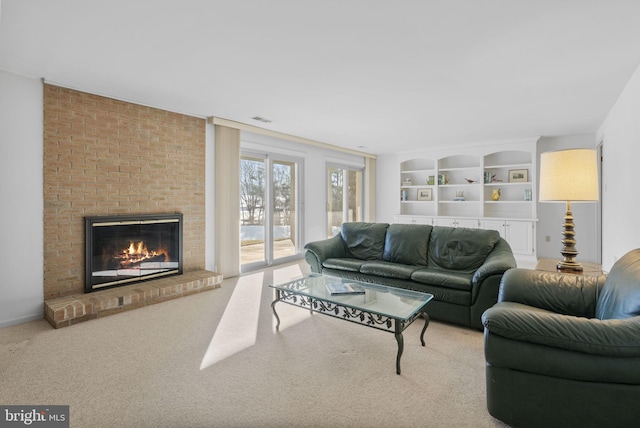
left=85, top=213, right=183, bottom=292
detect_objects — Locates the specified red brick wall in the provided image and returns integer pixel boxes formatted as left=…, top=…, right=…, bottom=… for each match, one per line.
left=43, top=84, right=206, bottom=299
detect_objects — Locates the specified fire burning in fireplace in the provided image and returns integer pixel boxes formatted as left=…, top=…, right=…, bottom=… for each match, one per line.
left=115, top=241, right=169, bottom=268
left=86, top=214, right=183, bottom=292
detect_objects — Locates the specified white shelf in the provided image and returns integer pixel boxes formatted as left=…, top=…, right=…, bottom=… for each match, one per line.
left=399, top=145, right=536, bottom=220
left=484, top=182, right=531, bottom=186
left=439, top=183, right=479, bottom=187
left=439, top=166, right=479, bottom=172
left=485, top=163, right=531, bottom=169
left=402, top=169, right=435, bottom=174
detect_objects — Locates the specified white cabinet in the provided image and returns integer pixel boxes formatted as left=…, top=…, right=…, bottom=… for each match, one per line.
left=481, top=219, right=535, bottom=256
left=398, top=145, right=537, bottom=220
left=394, top=215, right=535, bottom=256
left=434, top=218, right=479, bottom=228
left=394, top=215, right=433, bottom=225
left=396, top=141, right=538, bottom=259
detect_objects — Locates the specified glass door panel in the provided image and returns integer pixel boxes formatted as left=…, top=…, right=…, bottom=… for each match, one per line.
left=327, top=165, right=363, bottom=238
left=348, top=169, right=363, bottom=222
left=240, top=156, right=266, bottom=266
left=327, top=167, right=344, bottom=238
left=272, top=160, right=298, bottom=260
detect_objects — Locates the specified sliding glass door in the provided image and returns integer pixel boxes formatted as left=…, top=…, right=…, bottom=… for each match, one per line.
left=240, top=152, right=302, bottom=270
left=327, top=164, right=363, bottom=238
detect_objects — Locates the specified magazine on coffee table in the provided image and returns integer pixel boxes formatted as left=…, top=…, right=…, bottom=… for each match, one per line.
left=326, top=282, right=365, bottom=295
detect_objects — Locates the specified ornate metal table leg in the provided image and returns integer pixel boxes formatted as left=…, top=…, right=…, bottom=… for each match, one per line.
left=420, top=312, right=430, bottom=346
left=271, top=290, right=281, bottom=331
left=394, top=320, right=404, bottom=375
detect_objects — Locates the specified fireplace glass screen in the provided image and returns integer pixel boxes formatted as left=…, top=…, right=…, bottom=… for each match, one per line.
left=85, top=214, right=183, bottom=292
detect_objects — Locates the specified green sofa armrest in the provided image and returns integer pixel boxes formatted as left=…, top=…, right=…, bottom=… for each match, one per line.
left=472, top=238, right=516, bottom=285
left=483, top=302, right=640, bottom=357
left=303, top=234, right=346, bottom=273
left=498, top=268, right=607, bottom=318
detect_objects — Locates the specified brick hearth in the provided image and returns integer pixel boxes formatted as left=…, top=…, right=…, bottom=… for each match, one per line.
left=44, top=270, right=222, bottom=328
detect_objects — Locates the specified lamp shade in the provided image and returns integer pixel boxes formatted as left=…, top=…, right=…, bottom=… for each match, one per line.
left=539, top=149, right=599, bottom=202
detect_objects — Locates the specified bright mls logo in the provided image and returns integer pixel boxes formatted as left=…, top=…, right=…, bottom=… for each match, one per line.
left=0, top=406, right=69, bottom=427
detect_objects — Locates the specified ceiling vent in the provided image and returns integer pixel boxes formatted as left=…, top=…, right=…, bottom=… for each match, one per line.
left=251, top=116, right=272, bottom=124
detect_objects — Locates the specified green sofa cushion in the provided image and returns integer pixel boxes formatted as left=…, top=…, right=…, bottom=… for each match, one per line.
left=322, top=258, right=365, bottom=272
left=340, top=222, right=389, bottom=260
left=382, top=223, right=431, bottom=266
left=360, top=261, right=418, bottom=280
left=596, top=248, right=640, bottom=320
left=411, top=268, right=473, bottom=291
left=427, top=226, right=500, bottom=272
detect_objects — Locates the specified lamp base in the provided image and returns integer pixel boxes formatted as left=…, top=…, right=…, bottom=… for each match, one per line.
left=557, top=260, right=583, bottom=272
left=557, top=201, right=583, bottom=272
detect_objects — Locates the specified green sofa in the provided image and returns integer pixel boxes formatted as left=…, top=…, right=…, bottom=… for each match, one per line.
left=304, top=222, right=516, bottom=329
left=482, top=249, right=640, bottom=428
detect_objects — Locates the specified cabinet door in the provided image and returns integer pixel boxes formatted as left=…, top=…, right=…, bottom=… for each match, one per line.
left=481, top=220, right=506, bottom=239
left=412, top=216, right=433, bottom=225
left=394, top=215, right=433, bottom=225
left=394, top=215, right=412, bottom=224
left=505, top=221, right=534, bottom=256
left=434, top=218, right=456, bottom=227
left=456, top=219, right=479, bottom=229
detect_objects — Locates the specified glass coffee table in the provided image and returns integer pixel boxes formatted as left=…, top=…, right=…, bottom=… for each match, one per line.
left=270, top=273, right=434, bottom=375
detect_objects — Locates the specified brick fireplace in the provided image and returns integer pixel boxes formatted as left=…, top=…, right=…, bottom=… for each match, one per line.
left=42, top=85, right=221, bottom=327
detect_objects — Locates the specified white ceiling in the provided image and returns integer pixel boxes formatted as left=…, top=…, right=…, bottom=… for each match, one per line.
left=1, top=0, right=640, bottom=155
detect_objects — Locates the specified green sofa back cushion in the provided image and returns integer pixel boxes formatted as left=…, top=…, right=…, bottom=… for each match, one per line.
left=596, top=248, right=640, bottom=320
left=341, top=222, right=389, bottom=260
left=382, top=223, right=431, bottom=266
left=427, top=226, right=500, bottom=272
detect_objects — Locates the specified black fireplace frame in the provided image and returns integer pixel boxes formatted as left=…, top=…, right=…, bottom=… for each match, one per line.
left=85, top=213, right=183, bottom=293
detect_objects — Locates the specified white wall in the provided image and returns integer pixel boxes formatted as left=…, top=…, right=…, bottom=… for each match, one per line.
left=597, top=63, right=640, bottom=271
left=0, top=70, right=44, bottom=327
left=375, top=153, right=401, bottom=224
left=536, top=135, right=599, bottom=263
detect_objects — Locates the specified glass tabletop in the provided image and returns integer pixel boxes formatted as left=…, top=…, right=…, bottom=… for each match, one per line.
left=270, top=273, right=433, bottom=320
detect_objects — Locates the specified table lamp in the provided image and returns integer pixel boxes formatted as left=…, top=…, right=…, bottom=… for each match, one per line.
left=539, top=149, right=599, bottom=271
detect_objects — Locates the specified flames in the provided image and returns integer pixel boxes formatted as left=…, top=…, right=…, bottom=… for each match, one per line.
left=117, top=241, right=169, bottom=267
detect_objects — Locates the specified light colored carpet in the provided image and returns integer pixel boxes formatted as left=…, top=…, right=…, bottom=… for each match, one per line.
left=0, top=261, right=508, bottom=428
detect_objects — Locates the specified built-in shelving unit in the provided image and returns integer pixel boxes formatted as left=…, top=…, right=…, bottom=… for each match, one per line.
left=396, top=140, right=538, bottom=259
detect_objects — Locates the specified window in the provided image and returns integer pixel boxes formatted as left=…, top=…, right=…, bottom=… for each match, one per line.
left=326, top=164, right=363, bottom=238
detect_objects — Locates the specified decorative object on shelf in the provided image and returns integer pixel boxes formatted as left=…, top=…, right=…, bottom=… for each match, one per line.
left=438, top=174, right=448, bottom=185
left=401, top=190, right=408, bottom=201
left=417, top=188, right=432, bottom=201
left=524, top=188, right=532, bottom=201
left=539, top=149, right=599, bottom=272
left=464, top=178, right=477, bottom=183
left=491, top=174, right=502, bottom=182
left=427, top=175, right=435, bottom=185
left=402, top=177, right=413, bottom=186
left=484, top=171, right=491, bottom=184
left=492, top=188, right=501, bottom=201
left=454, top=190, right=465, bottom=201
left=509, top=169, right=528, bottom=183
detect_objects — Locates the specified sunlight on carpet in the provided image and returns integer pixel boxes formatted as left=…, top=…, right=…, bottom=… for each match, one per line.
left=200, top=263, right=310, bottom=370
left=199, top=272, right=265, bottom=370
